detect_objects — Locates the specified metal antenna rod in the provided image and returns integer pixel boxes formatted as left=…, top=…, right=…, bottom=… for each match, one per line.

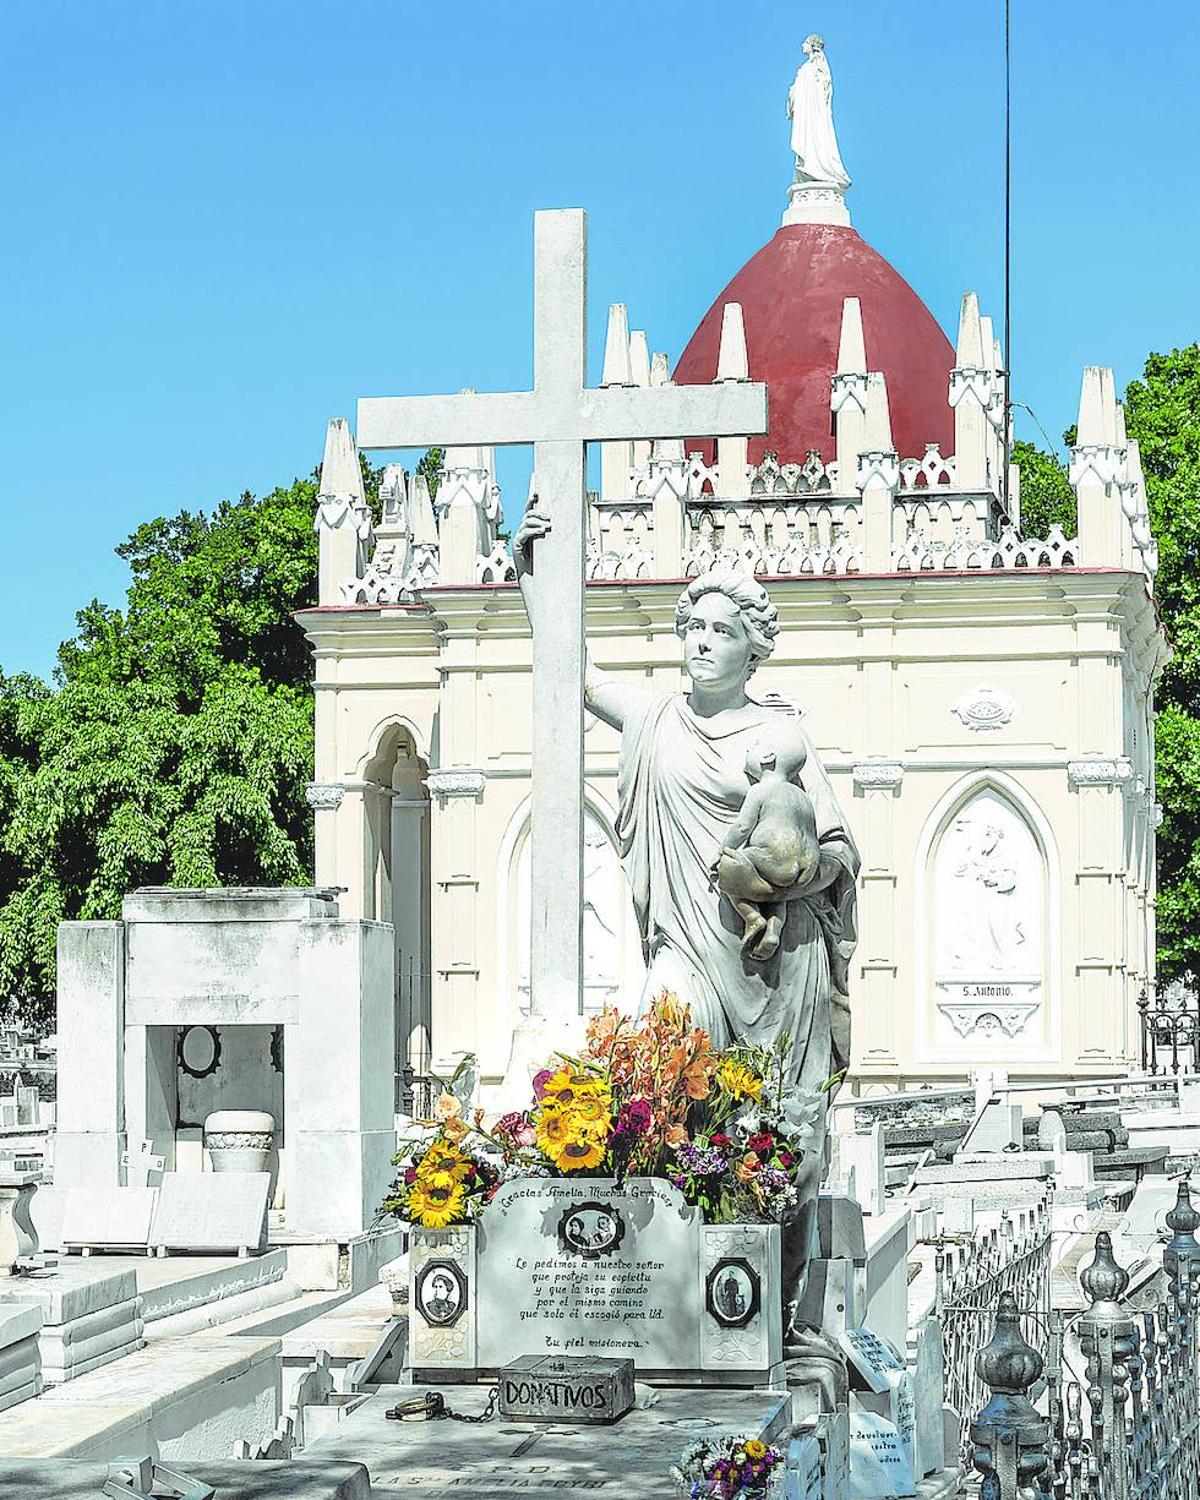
left=1002, top=0, right=1013, bottom=517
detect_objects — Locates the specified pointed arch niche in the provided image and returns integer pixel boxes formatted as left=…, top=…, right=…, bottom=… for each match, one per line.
left=915, top=773, right=1060, bottom=1063
left=496, top=793, right=645, bottom=1025
left=360, top=720, right=431, bottom=1076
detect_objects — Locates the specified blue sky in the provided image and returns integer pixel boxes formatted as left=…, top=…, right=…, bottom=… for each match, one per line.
left=2, top=1, right=1197, bottom=679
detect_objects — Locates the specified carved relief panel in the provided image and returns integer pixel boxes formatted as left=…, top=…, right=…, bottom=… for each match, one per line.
left=931, top=789, right=1046, bottom=1048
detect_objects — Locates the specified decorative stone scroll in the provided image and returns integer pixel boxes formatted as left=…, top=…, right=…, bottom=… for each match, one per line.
left=305, top=782, right=345, bottom=811
left=424, top=770, right=486, bottom=801
left=1067, top=757, right=1134, bottom=788
left=852, top=760, right=904, bottom=791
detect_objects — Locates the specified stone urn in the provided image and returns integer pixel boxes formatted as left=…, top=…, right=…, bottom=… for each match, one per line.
left=204, top=1109, right=276, bottom=1177
left=379, top=1255, right=409, bottom=1314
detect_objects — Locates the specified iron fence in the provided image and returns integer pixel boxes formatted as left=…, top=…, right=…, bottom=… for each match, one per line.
left=971, top=1179, right=1200, bottom=1499
left=1139, top=986, right=1200, bottom=1076
left=936, top=1194, right=1053, bottom=1467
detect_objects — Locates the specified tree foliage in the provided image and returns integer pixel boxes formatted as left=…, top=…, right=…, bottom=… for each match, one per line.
left=1012, top=438, right=1076, bottom=537
left=0, top=457, right=380, bottom=1023
left=1124, top=346, right=1200, bottom=983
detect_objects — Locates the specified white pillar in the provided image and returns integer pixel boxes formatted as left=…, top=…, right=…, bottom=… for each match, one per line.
left=856, top=372, right=899, bottom=571
left=599, top=303, right=634, bottom=501
left=315, top=419, right=372, bottom=605
left=948, top=294, right=992, bottom=491
left=831, top=297, right=868, bottom=496
left=629, top=330, right=652, bottom=475
left=714, top=303, right=751, bottom=500
left=1070, top=367, right=1127, bottom=567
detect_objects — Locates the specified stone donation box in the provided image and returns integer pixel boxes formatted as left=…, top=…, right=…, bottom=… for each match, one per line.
left=408, top=1178, right=783, bottom=1384
left=55, top=888, right=395, bottom=1242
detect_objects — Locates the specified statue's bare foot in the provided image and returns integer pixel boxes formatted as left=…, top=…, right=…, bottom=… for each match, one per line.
left=739, top=916, right=767, bottom=954
left=750, top=931, right=780, bottom=960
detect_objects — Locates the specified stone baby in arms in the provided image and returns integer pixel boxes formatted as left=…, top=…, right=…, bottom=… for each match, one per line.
left=712, top=720, right=820, bottom=960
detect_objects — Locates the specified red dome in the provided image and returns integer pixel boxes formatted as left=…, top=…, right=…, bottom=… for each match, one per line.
left=674, top=223, right=954, bottom=467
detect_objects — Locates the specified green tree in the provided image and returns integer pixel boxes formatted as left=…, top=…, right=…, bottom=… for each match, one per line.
left=1012, top=438, right=1076, bottom=537
left=0, top=457, right=377, bottom=1023
left=1124, top=345, right=1200, bottom=984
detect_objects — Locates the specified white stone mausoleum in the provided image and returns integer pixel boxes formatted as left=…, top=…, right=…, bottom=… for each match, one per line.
left=299, top=85, right=1164, bottom=1098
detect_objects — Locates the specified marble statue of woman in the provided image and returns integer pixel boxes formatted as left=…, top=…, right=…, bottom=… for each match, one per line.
left=787, top=34, right=851, bottom=189
left=515, top=505, right=860, bottom=1335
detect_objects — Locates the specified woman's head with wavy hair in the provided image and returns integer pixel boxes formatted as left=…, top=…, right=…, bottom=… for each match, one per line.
left=675, top=570, right=780, bottom=678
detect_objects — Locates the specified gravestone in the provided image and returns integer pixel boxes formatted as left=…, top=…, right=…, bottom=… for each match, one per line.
left=61, top=1185, right=158, bottom=1255
left=148, top=1171, right=269, bottom=1257
left=409, top=1178, right=782, bottom=1383
left=848, top=1410, right=916, bottom=1498
left=841, top=1326, right=916, bottom=1477
left=786, top=1428, right=822, bottom=1498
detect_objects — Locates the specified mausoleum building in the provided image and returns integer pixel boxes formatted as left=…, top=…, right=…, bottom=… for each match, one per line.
left=301, top=71, right=1163, bottom=1099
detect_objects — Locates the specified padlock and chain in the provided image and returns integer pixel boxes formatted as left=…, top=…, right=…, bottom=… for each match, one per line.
left=385, top=1385, right=499, bottom=1425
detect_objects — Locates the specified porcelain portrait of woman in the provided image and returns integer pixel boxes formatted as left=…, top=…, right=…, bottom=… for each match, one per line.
left=515, top=503, right=860, bottom=1326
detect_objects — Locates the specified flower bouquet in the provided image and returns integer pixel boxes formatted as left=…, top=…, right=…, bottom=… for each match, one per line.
left=670, top=1435, right=784, bottom=1497
left=384, top=993, right=826, bottom=1231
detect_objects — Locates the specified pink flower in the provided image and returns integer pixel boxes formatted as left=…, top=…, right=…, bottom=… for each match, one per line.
left=497, top=1111, right=536, bottom=1148
left=532, top=1069, right=553, bottom=1100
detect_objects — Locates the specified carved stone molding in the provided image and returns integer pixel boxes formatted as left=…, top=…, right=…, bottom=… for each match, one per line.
left=425, top=769, right=486, bottom=801
left=939, top=1002, right=1039, bottom=1040
left=314, top=494, right=373, bottom=538
left=852, top=760, right=904, bottom=790
left=830, top=371, right=868, bottom=416
left=305, top=782, right=345, bottom=812
left=1068, top=443, right=1127, bottom=490
left=856, top=450, right=901, bottom=493
left=948, top=367, right=995, bottom=411
left=1155, top=803, right=1165, bottom=829
left=1067, top=757, right=1134, bottom=789
left=951, top=684, right=1016, bottom=732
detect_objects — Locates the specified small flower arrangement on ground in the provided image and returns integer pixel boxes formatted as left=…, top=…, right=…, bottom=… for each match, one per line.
left=383, top=993, right=827, bottom=1232
left=670, top=1434, right=784, bottom=1497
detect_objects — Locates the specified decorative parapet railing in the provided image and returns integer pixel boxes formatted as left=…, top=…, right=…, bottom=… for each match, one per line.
left=892, top=523, right=1078, bottom=573
left=970, top=1181, right=1200, bottom=1500
left=936, top=1194, right=1053, bottom=1467
left=335, top=452, right=1084, bottom=596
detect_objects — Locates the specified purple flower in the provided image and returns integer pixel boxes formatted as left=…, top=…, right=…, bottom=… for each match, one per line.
left=610, top=1098, right=653, bottom=1141
left=676, top=1141, right=729, bottom=1176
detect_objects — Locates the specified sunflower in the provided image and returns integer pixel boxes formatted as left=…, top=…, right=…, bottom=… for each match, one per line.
left=535, top=1110, right=572, bottom=1155
left=717, top=1059, right=763, bottom=1102
left=545, top=1132, right=608, bottom=1172
left=540, top=1067, right=611, bottom=1113
left=744, top=1440, right=767, bottom=1460
left=419, top=1143, right=472, bottom=1182
left=407, top=1177, right=467, bottom=1229
left=561, top=1092, right=611, bottom=1127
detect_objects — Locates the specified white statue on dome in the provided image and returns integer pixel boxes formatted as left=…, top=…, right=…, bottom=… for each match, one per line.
left=787, top=34, right=851, bottom=190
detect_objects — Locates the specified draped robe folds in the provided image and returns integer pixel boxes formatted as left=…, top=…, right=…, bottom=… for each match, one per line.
left=615, top=693, right=859, bottom=1098
left=787, top=53, right=851, bottom=190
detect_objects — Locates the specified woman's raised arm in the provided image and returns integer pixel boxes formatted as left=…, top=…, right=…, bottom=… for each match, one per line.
left=513, top=498, right=640, bottom=732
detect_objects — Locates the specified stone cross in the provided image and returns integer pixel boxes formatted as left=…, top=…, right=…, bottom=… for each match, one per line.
left=121, top=1138, right=165, bottom=1187
left=357, top=209, right=767, bottom=1024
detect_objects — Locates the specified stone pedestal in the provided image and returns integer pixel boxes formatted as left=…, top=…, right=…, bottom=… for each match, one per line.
left=0, top=1172, right=40, bottom=1270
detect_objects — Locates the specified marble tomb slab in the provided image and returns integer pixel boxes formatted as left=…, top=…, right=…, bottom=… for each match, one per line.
left=303, top=1382, right=790, bottom=1498
left=149, top=1171, right=270, bottom=1255
left=0, top=1460, right=370, bottom=1500
left=61, top=1185, right=159, bottom=1254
